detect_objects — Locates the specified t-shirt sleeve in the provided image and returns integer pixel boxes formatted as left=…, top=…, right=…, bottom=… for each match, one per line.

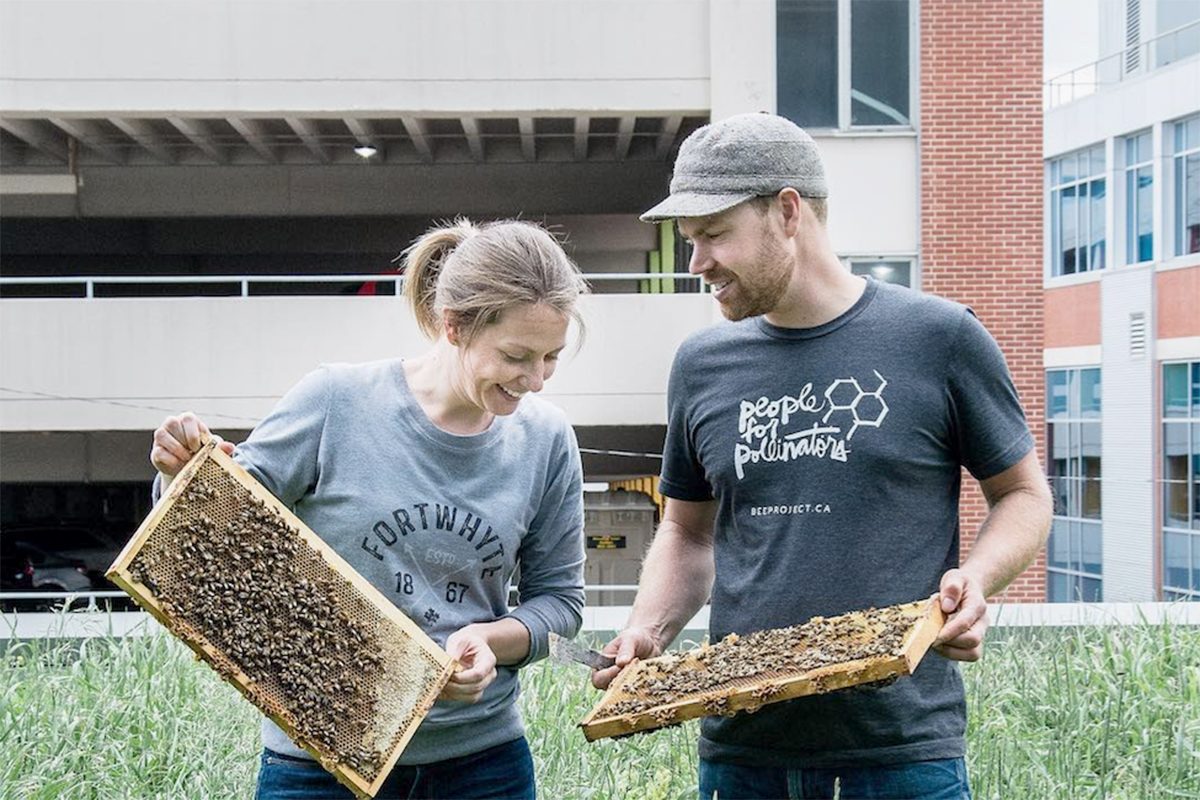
left=659, top=344, right=714, bottom=501
left=947, top=309, right=1035, bottom=480
left=233, top=367, right=331, bottom=506
left=505, top=421, right=586, bottom=668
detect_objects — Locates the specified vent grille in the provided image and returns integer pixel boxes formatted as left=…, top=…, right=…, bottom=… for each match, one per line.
left=1125, top=0, right=1142, bottom=73
left=1129, top=312, right=1147, bottom=358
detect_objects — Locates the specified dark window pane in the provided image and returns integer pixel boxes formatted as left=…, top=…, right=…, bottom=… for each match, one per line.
left=1048, top=519, right=1070, bottom=569
left=1165, top=531, right=1191, bottom=589
left=1069, top=520, right=1083, bottom=572
left=850, top=0, right=910, bottom=125
left=1166, top=481, right=1191, bottom=528
left=849, top=260, right=911, bottom=287
left=1059, top=185, right=1078, bottom=274
left=1136, top=166, right=1153, bottom=262
left=1165, top=364, right=1189, bottom=416
left=778, top=0, right=838, bottom=128
left=1080, top=577, right=1103, bottom=603
left=1079, top=368, right=1101, bottom=416
left=1193, top=364, right=1200, bottom=414
left=1047, top=570, right=1070, bottom=602
left=1089, top=178, right=1106, bottom=270
left=1047, top=371, right=1070, bottom=419
left=1081, top=522, right=1102, bottom=575
left=1179, top=154, right=1200, bottom=256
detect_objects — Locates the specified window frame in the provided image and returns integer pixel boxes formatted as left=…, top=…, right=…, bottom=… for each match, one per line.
left=1162, top=360, right=1200, bottom=600
left=1171, top=114, right=1200, bottom=259
left=778, top=0, right=918, bottom=133
left=1122, top=129, right=1155, bottom=265
left=1046, top=367, right=1103, bottom=602
left=1047, top=144, right=1109, bottom=279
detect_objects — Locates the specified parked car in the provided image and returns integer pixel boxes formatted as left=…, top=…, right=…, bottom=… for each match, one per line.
left=1, top=524, right=125, bottom=590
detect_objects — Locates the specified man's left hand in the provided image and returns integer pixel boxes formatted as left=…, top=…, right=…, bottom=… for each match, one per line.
left=932, top=569, right=989, bottom=662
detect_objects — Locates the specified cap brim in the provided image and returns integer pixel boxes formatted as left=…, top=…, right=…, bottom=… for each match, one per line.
left=639, top=191, right=756, bottom=222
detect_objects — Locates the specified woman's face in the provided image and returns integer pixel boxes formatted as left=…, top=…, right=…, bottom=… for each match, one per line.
left=453, top=302, right=570, bottom=416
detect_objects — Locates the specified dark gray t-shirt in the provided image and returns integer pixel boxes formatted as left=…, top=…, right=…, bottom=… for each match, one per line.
left=660, top=279, right=1033, bottom=768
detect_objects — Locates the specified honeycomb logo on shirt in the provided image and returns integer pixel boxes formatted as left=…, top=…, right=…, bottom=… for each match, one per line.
left=734, top=371, right=889, bottom=479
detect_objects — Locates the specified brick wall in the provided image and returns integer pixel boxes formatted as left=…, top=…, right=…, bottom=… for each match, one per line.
left=919, top=0, right=1046, bottom=602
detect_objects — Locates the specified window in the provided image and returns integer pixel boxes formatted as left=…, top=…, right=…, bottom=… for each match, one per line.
left=1163, top=362, right=1200, bottom=600
left=848, top=258, right=913, bottom=288
left=1124, top=131, right=1154, bottom=264
left=1173, top=115, right=1200, bottom=257
left=1049, top=145, right=1107, bottom=277
left=1046, top=368, right=1102, bottom=602
left=777, top=0, right=911, bottom=130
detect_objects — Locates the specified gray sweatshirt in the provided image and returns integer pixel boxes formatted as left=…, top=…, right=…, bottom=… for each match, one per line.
left=173, top=358, right=586, bottom=764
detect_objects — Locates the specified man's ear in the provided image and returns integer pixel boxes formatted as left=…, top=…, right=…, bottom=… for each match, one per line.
left=777, top=188, right=804, bottom=237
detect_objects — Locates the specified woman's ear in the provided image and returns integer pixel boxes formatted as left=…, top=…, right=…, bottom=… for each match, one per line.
left=443, top=310, right=462, bottom=347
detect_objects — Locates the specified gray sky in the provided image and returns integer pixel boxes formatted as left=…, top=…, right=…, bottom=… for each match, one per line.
left=1044, top=0, right=1102, bottom=80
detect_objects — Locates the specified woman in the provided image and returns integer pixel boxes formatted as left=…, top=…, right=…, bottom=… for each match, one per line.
left=150, top=219, right=589, bottom=799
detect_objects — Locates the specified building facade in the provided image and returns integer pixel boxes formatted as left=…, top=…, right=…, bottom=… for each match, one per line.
left=1, top=0, right=1048, bottom=599
left=1043, top=0, right=1200, bottom=601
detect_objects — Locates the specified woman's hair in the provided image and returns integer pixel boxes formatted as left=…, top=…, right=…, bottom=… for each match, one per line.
left=400, top=218, right=588, bottom=345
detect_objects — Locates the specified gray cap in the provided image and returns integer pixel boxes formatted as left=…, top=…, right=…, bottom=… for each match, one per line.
left=640, top=112, right=828, bottom=222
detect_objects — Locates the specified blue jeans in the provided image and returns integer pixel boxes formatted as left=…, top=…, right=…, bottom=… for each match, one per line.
left=699, top=756, right=971, bottom=800
left=255, top=737, right=536, bottom=800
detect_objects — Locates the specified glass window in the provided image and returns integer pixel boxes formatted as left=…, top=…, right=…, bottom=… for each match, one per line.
left=778, top=0, right=911, bottom=130
left=1175, top=115, right=1200, bottom=256
left=1163, top=361, right=1200, bottom=600
left=777, top=0, right=839, bottom=129
left=1046, top=368, right=1102, bottom=600
left=1049, top=146, right=1107, bottom=277
left=850, top=0, right=910, bottom=126
left=1124, top=131, right=1154, bottom=264
left=848, top=259, right=912, bottom=288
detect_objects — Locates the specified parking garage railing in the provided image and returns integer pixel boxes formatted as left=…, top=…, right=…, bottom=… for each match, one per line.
left=0, top=273, right=708, bottom=298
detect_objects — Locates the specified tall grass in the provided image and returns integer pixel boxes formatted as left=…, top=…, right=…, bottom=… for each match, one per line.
left=1, top=619, right=1197, bottom=799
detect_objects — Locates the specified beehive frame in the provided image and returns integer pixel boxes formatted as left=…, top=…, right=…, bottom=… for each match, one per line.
left=107, top=440, right=456, bottom=798
left=581, top=598, right=945, bottom=741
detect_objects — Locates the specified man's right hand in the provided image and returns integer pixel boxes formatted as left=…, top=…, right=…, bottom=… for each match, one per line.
left=150, top=412, right=235, bottom=481
left=591, top=627, right=662, bottom=690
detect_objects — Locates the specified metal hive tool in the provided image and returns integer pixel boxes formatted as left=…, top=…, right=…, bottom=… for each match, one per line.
left=107, top=439, right=456, bottom=799
left=580, top=597, right=945, bottom=741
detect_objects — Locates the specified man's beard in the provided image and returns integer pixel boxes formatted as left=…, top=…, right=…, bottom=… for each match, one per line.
left=718, top=236, right=792, bottom=321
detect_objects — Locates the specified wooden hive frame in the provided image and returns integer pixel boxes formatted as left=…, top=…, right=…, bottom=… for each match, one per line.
left=580, top=598, right=945, bottom=742
left=107, top=440, right=457, bottom=798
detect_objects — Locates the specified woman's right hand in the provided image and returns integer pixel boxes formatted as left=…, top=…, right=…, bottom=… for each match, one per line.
left=150, top=412, right=235, bottom=480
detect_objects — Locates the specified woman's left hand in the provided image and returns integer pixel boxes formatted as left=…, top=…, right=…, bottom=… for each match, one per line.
left=440, top=626, right=498, bottom=703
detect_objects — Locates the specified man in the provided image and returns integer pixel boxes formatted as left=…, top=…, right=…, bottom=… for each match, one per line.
left=592, top=113, right=1052, bottom=800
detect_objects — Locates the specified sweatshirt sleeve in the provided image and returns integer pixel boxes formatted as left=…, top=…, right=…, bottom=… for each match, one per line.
left=504, top=421, right=586, bottom=667
left=150, top=367, right=331, bottom=507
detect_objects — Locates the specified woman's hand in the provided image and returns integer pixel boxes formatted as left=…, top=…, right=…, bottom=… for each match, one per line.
left=150, top=411, right=235, bottom=481
left=441, top=626, right=499, bottom=704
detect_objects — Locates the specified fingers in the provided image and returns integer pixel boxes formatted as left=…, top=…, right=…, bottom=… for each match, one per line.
left=150, top=413, right=229, bottom=477
left=936, top=593, right=988, bottom=646
left=440, top=630, right=497, bottom=704
left=591, top=629, right=657, bottom=690
left=938, top=569, right=966, bottom=613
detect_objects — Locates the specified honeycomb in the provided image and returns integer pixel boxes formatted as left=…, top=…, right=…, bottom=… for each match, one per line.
left=108, top=442, right=454, bottom=798
left=580, top=598, right=944, bottom=741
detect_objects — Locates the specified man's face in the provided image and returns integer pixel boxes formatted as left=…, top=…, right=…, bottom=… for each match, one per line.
left=678, top=201, right=792, bottom=321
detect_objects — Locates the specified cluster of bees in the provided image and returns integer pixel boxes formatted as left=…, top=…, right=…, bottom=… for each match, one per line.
left=602, top=605, right=913, bottom=720
left=129, top=469, right=390, bottom=779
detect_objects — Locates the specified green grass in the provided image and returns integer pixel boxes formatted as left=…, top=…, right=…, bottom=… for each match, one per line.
left=2, top=619, right=1198, bottom=799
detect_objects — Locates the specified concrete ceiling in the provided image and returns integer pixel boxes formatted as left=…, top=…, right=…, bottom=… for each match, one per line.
left=0, top=113, right=706, bottom=168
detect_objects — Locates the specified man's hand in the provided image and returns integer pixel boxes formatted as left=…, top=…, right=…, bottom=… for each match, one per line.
left=933, top=569, right=989, bottom=662
left=591, top=626, right=661, bottom=690
left=441, top=627, right=498, bottom=703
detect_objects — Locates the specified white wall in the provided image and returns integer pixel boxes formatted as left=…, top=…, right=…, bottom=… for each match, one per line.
left=817, top=134, right=919, bottom=256
left=1044, top=56, right=1200, bottom=157
left=1100, top=266, right=1157, bottom=601
left=0, top=0, right=710, bottom=114
left=0, top=294, right=721, bottom=431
